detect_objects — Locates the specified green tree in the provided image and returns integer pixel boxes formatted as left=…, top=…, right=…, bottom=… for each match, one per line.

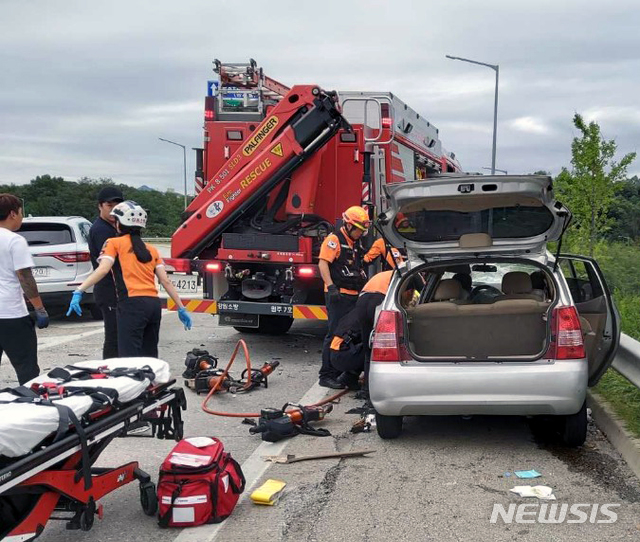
left=555, top=114, right=636, bottom=256
left=0, top=175, right=187, bottom=237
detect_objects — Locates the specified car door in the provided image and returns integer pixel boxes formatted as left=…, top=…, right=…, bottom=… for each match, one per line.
left=557, top=255, right=620, bottom=386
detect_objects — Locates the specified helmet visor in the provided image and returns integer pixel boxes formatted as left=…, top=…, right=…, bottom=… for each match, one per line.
left=353, top=220, right=370, bottom=232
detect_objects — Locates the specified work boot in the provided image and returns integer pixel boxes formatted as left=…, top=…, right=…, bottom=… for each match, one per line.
left=337, top=372, right=361, bottom=391
left=318, top=376, right=347, bottom=389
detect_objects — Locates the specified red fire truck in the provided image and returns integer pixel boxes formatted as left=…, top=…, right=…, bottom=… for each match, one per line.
left=166, top=59, right=461, bottom=334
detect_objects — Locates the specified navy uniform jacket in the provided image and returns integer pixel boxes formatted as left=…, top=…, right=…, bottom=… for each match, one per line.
left=88, top=217, right=118, bottom=306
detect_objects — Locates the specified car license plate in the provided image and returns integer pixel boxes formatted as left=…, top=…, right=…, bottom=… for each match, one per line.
left=162, top=274, right=198, bottom=295
left=33, top=267, right=50, bottom=278
left=219, top=313, right=260, bottom=328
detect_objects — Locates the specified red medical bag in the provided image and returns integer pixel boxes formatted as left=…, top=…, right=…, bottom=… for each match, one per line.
left=157, top=437, right=245, bottom=527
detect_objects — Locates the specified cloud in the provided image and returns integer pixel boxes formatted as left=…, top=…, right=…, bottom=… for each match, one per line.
left=584, top=106, right=640, bottom=126
left=1, top=0, right=640, bottom=188
left=509, top=116, right=550, bottom=135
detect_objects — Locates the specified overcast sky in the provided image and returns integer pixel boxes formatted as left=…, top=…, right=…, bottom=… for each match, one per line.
left=2, top=0, right=639, bottom=193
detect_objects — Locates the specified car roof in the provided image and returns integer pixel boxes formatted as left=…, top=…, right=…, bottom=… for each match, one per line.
left=22, top=216, right=90, bottom=223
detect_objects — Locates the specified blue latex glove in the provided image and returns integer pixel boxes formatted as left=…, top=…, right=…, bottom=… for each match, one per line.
left=66, top=290, right=84, bottom=317
left=34, top=307, right=49, bottom=329
left=178, top=307, right=192, bottom=330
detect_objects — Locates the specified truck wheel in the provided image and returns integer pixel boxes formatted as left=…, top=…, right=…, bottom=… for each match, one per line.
left=235, top=316, right=293, bottom=335
left=375, top=412, right=403, bottom=439
left=559, top=401, right=587, bottom=447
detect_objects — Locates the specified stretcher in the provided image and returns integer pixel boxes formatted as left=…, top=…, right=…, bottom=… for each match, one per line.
left=0, top=358, right=187, bottom=542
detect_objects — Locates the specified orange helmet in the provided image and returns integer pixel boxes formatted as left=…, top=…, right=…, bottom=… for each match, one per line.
left=342, top=206, right=371, bottom=231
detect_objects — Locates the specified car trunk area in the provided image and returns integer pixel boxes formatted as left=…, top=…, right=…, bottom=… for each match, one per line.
left=400, top=259, right=556, bottom=360
left=407, top=298, right=551, bottom=358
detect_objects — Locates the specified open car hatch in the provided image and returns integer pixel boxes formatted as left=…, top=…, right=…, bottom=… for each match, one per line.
left=380, top=175, right=571, bottom=260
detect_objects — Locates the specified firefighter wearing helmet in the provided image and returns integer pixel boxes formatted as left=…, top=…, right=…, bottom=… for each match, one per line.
left=67, top=201, right=192, bottom=357
left=317, top=205, right=370, bottom=389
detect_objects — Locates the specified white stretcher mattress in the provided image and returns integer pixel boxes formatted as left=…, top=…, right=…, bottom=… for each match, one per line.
left=0, top=357, right=171, bottom=459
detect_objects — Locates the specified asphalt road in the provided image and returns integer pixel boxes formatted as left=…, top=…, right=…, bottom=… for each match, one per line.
left=1, top=312, right=639, bottom=542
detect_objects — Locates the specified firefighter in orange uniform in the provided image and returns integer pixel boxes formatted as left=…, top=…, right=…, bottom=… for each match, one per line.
left=364, top=237, right=404, bottom=270
left=317, top=206, right=370, bottom=389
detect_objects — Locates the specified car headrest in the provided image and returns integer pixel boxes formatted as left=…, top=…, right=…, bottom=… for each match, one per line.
left=530, top=271, right=546, bottom=290
left=452, top=273, right=472, bottom=291
left=502, top=272, right=533, bottom=295
left=434, top=279, right=463, bottom=301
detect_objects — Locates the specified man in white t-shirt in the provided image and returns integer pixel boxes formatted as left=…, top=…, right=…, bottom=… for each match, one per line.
left=0, top=194, right=49, bottom=384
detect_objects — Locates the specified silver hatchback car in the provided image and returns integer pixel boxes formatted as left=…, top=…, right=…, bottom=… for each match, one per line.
left=369, top=175, right=619, bottom=446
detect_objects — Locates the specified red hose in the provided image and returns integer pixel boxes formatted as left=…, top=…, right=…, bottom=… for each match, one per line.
left=201, top=340, right=350, bottom=417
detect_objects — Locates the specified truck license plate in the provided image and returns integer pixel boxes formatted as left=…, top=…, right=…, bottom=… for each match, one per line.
left=162, top=274, right=198, bottom=295
left=219, top=314, right=260, bottom=328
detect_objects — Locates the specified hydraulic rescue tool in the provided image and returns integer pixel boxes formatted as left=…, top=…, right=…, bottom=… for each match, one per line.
left=182, top=346, right=279, bottom=394
left=197, top=339, right=348, bottom=440
left=247, top=403, right=333, bottom=442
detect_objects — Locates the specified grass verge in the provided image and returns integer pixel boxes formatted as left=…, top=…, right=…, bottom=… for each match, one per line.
left=594, top=368, right=640, bottom=439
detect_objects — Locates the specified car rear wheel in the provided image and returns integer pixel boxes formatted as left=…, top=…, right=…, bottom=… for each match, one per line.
left=559, top=400, right=587, bottom=447
left=375, top=412, right=403, bottom=439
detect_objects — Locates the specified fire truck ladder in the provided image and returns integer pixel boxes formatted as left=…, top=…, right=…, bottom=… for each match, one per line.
left=214, top=58, right=290, bottom=100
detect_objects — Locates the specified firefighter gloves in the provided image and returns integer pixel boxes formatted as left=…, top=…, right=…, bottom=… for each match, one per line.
left=178, top=307, right=193, bottom=331
left=327, top=284, right=341, bottom=304
left=66, top=290, right=84, bottom=317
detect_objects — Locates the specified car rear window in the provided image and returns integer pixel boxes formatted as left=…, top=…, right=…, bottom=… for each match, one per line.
left=395, top=206, right=555, bottom=242
left=17, top=223, right=74, bottom=246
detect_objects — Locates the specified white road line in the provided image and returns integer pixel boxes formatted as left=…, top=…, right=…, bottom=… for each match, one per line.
left=171, top=382, right=329, bottom=542
left=38, top=328, right=104, bottom=351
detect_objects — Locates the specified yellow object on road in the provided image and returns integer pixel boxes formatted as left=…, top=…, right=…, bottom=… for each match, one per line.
left=250, top=479, right=287, bottom=505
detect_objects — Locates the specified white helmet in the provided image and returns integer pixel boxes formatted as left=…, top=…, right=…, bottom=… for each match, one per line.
left=110, top=200, right=147, bottom=228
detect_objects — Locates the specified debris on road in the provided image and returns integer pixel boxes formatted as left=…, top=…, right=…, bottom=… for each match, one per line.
left=251, top=479, right=287, bottom=505
left=514, top=469, right=542, bottom=479
left=510, top=485, right=556, bottom=500
left=350, top=413, right=376, bottom=433
left=262, top=449, right=376, bottom=464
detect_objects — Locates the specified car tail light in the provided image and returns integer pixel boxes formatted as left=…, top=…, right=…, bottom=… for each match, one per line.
left=206, top=262, right=221, bottom=272
left=35, top=252, right=90, bottom=263
left=297, top=266, right=315, bottom=277
left=545, top=306, right=586, bottom=360
left=381, top=117, right=393, bottom=128
left=371, top=310, right=411, bottom=362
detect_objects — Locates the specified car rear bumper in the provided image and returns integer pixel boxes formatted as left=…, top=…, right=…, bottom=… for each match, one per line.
left=369, top=359, right=588, bottom=416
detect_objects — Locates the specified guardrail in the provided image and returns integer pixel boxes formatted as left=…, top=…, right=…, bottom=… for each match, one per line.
left=612, top=333, right=640, bottom=389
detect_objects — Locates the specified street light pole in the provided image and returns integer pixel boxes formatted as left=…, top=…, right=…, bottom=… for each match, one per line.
left=158, top=137, right=188, bottom=209
left=446, top=55, right=500, bottom=175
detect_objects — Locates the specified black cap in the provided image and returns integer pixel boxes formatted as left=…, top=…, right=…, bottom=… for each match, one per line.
left=97, top=186, right=124, bottom=203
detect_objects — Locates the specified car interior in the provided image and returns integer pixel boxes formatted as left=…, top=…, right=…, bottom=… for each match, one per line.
left=401, top=261, right=558, bottom=359
left=398, top=256, right=610, bottom=369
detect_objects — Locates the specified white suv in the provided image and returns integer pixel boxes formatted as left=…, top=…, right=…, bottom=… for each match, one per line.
left=17, top=217, right=99, bottom=317
left=369, top=175, right=620, bottom=446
